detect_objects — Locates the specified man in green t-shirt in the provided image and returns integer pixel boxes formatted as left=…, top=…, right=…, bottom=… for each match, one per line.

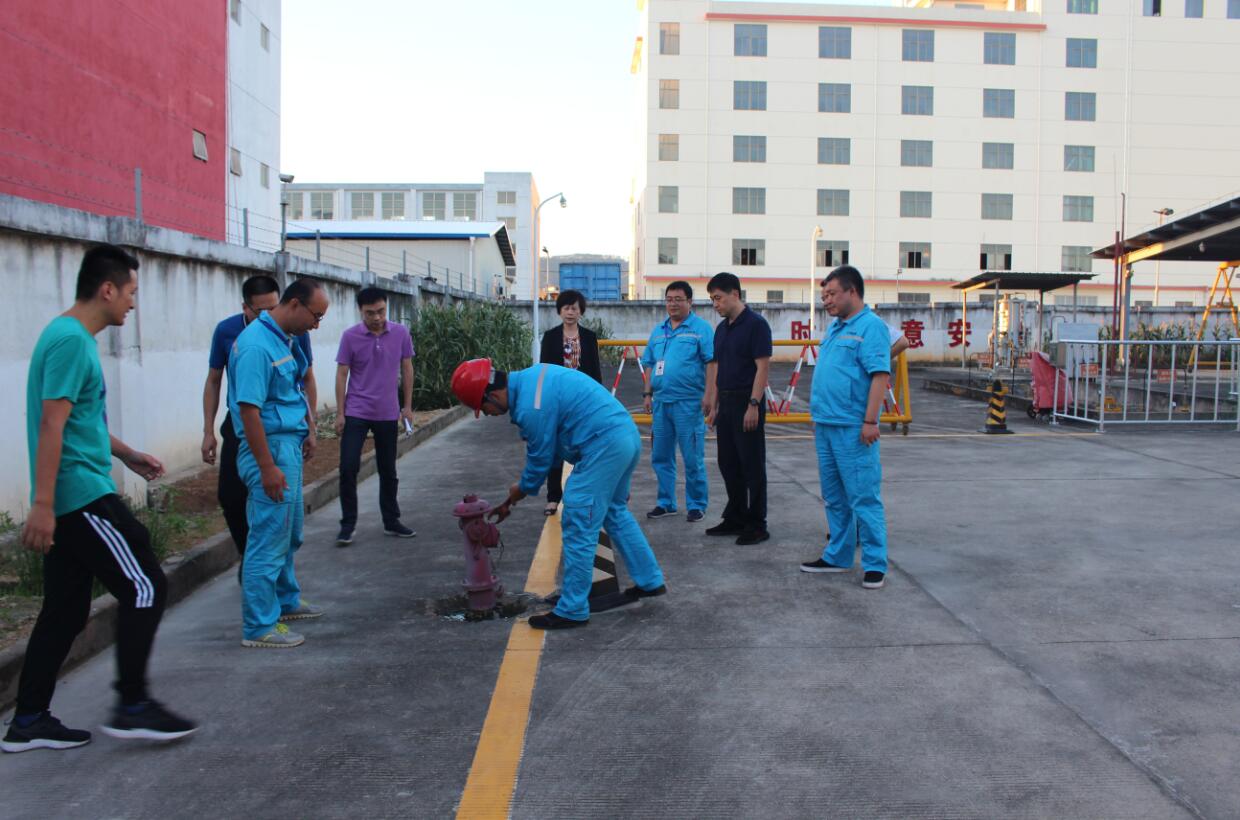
left=2, top=244, right=197, bottom=754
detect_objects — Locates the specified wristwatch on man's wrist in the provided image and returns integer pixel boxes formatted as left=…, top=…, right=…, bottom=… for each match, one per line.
left=643, top=391, right=653, bottom=397
left=748, top=398, right=760, bottom=407
left=864, top=419, right=878, bottom=425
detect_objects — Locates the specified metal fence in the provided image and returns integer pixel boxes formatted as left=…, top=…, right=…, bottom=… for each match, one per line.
left=1053, top=339, right=1240, bottom=430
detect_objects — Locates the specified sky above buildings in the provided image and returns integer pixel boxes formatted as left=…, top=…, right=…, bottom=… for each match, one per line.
left=282, top=0, right=894, bottom=258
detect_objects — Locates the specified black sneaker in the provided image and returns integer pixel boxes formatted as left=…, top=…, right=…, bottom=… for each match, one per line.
left=862, top=571, right=886, bottom=590
left=705, top=521, right=745, bottom=536
left=622, top=583, right=668, bottom=600
left=336, top=527, right=355, bottom=547
left=646, top=506, right=677, bottom=519
left=800, top=558, right=850, bottom=574
left=384, top=523, right=416, bottom=538
left=1, top=713, right=91, bottom=753
left=100, top=701, right=197, bottom=742
left=528, top=612, right=589, bottom=630
left=735, top=529, right=770, bottom=546
left=686, top=510, right=704, bottom=523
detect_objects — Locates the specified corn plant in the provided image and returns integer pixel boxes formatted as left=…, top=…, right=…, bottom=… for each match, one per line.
left=407, top=301, right=533, bottom=410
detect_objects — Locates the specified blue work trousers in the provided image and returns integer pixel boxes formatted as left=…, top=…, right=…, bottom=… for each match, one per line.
left=238, top=434, right=305, bottom=639
left=556, top=427, right=665, bottom=621
left=815, top=423, right=888, bottom=573
left=651, top=399, right=708, bottom=513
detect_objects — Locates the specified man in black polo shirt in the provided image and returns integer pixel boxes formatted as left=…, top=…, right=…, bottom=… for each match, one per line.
left=705, top=272, right=772, bottom=545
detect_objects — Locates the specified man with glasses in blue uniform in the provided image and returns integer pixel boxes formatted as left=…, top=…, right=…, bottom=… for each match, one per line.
left=228, top=278, right=330, bottom=648
left=641, top=280, right=715, bottom=524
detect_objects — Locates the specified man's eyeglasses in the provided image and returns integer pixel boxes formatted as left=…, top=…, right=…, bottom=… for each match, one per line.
left=298, top=302, right=326, bottom=322
left=665, top=297, right=688, bottom=304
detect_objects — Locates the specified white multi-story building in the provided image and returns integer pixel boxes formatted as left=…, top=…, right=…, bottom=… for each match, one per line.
left=283, top=172, right=540, bottom=298
left=632, top=0, right=1240, bottom=307
left=226, top=0, right=282, bottom=247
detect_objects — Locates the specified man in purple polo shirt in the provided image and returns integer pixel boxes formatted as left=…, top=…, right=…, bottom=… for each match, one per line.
left=333, top=287, right=416, bottom=545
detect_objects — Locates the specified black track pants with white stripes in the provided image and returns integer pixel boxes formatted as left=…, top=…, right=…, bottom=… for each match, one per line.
left=15, top=494, right=168, bottom=715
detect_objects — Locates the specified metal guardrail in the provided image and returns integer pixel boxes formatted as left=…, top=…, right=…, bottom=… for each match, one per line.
left=1052, top=339, right=1240, bottom=431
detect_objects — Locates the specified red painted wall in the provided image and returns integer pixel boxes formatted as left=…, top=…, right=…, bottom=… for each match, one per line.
left=0, top=1, right=227, bottom=239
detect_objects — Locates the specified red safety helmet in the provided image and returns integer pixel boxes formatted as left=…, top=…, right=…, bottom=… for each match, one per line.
left=451, top=358, right=493, bottom=417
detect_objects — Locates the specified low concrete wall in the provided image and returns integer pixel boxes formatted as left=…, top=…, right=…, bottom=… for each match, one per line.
left=0, top=194, right=481, bottom=518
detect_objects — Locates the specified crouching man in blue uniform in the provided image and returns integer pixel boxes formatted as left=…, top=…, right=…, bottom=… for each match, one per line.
left=229, top=277, right=330, bottom=647
left=451, top=358, right=666, bottom=629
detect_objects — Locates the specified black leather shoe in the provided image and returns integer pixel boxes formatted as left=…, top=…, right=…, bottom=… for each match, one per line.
left=735, top=529, right=770, bottom=546
left=705, top=521, right=745, bottom=536
left=528, top=612, right=589, bottom=630
left=622, top=584, right=667, bottom=600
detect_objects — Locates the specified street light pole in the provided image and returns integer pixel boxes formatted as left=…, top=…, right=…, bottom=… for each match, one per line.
left=278, top=173, right=295, bottom=253
left=810, top=226, right=822, bottom=339
left=531, top=192, right=566, bottom=362
left=1153, top=207, right=1174, bottom=306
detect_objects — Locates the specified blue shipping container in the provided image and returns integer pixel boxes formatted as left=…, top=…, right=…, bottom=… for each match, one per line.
left=558, top=263, right=622, bottom=302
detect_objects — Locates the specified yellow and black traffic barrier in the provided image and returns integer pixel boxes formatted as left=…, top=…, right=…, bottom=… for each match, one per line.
left=982, top=379, right=1013, bottom=434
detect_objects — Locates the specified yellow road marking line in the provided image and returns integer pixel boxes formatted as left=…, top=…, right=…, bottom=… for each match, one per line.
left=455, top=472, right=567, bottom=819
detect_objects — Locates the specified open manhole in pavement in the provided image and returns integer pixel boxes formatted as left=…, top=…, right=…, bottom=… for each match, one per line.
left=422, top=592, right=539, bottom=623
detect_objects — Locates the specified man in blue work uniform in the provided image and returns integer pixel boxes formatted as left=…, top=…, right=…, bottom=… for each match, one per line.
left=641, top=280, right=715, bottom=523
left=451, top=359, right=666, bottom=630
left=800, top=266, right=892, bottom=589
left=229, top=278, right=330, bottom=647
left=200, top=275, right=317, bottom=570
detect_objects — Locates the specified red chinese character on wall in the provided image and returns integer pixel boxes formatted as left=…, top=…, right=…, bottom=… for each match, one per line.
left=790, top=320, right=811, bottom=340
left=900, top=319, right=925, bottom=349
left=948, top=319, right=972, bottom=348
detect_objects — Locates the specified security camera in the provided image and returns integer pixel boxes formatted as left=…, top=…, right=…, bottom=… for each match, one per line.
left=279, top=173, right=295, bottom=184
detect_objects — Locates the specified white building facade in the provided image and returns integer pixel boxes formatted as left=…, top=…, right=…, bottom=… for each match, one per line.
left=283, top=172, right=540, bottom=298
left=632, top=0, right=1240, bottom=307
left=226, top=0, right=283, bottom=249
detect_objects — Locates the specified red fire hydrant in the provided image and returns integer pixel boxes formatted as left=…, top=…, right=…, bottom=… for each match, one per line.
left=453, top=494, right=503, bottom=612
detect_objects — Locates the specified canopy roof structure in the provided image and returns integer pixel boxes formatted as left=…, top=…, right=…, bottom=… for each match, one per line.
left=952, top=271, right=1098, bottom=293
left=1092, top=195, right=1240, bottom=265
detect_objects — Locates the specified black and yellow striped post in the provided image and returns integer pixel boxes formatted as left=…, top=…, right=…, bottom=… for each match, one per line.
left=982, top=379, right=1014, bottom=434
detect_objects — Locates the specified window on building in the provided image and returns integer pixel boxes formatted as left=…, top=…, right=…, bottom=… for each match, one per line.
left=984, top=88, right=1016, bottom=118
left=732, top=187, right=766, bottom=215
left=733, top=135, right=767, bottom=162
left=1186, top=0, right=1203, bottom=16
left=982, top=142, right=1015, bottom=169
left=658, top=133, right=679, bottom=160
left=817, top=240, right=850, bottom=267
left=817, top=189, right=850, bottom=216
left=818, top=137, right=851, bottom=165
left=765, top=290, right=784, bottom=303
left=351, top=192, right=374, bottom=219
left=382, top=192, right=405, bottom=220
left=260, top=24, right=270, bottom=51
left=454, top=192, right=477, bottom=221
left=285, top=193, right=304, bottom=223
left=659, top=79, right=680, bottom=109
left=1061, top=245, right=1093, bottom=271
left=734, top=24, right=767, bottom=56
left=192, top=130, right=208, bottom=161
left=900, top=191, right=933, bottom=218
left=981, top=193, right=1014, bottom=220
left=259, top=163, right=270, bottom=189
left=1064, top=145, right=1096, bottom=172
left=899, top=292, right=932, bottom=304
left=733, top=81, right=767, bottom=110
left=901, top=86, right=934, bottom=116
left=1067, top=0, right=1098, bottom=12
left=1144, top=0, right=1163, bottom=15
left=1066, top=91, right=1097, bottom=120
left=732, top=239, right=765, bottom=266
left=658, top=185, right=679, bottom=213
left=422, top=191, right=445, bottom=220
left=819, top=26, right=851, bottom=58
left=980, top=244, right=1013, bottom=270
left=902, top=29, right=934, bottom=61
left=498, top=216, right=516, bottom=234
left=899, top=242, right=931, bottom=269
left=819, top=83, right=851, bottom=113
left=497, top=190, right=517, bottom=205
left=1229, top=0, right=1240, bottom=17
left=658, top=237, right=678, bottom=264
left=1175, top=300, right=1194, bottom=307
left=901, top=140, right=933, bottom=167
left=1063, top=195, right=1094, bottom=222
left=984, top=32, right=1016, bottom=65
left=1055, top=293, right=1099, bottom=305
left=230, top=0, right=240, bottom=23
left=659, top=22, right=680, bottom=55
left=310, top=191, right=334, bottom=220
left=1067, top=38, right=1098, bottom=67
